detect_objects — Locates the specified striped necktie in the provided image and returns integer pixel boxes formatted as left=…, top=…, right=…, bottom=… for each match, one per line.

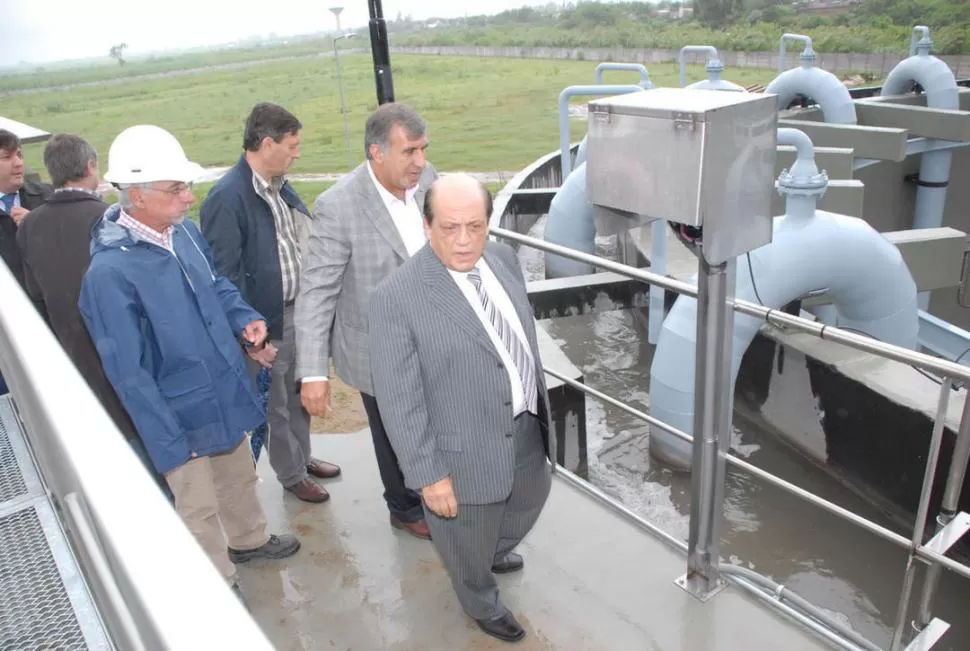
left=467, top=267, right=537, bottom=414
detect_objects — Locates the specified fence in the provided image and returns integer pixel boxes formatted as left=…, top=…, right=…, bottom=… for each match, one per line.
left=391, top=45, right=970, bottom=78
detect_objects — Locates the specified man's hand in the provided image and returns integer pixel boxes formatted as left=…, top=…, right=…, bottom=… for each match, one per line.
left=300, top=380, right=331, bottom=417
left=242, top=320, right=268, bottom=349
left=247, top=342, right=278, bottom=368
left=10, top=207, right=28, bottom=227
left=422, top=476, right=457, bottom=519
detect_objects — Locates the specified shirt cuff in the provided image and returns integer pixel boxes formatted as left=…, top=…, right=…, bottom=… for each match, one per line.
left=301, top=376, right=329, bottom=383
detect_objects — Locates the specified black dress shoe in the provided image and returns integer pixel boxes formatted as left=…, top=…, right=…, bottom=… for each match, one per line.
left=491, top=552, right=524, bottom=574
left=475, top=612, right=525, bottom=643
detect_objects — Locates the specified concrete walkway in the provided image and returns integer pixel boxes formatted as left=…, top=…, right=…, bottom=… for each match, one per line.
left=237, top=430, right=830, bottom=650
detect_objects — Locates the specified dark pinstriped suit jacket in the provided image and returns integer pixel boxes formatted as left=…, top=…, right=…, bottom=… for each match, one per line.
left=369, top=241, right=555, bottom=505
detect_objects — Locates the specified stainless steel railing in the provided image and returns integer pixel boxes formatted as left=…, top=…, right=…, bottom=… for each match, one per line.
left=0, top=262, right=273, bottom=651
left=493, top=225, right=970, bottom=651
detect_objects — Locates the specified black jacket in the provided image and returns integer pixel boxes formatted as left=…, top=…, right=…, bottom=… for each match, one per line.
left=200, top=155, right=310, bottom=340
left=1, top=178, right=52, bottom=291
left=16, top=190, right=138, bottom=440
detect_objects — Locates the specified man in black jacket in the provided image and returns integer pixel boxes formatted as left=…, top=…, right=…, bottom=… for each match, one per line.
left=0, top=128, right=52, bottom=395
left=201, top=103, right=339, bottom=503
left=0, top=129, right=52, bottom=293
left=16, top=133, right=171, bottom=500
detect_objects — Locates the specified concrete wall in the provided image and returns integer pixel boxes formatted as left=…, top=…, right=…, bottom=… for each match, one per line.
left=392, top=46, right=970, bottom=78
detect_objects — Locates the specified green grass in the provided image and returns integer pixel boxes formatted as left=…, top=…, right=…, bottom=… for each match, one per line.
left=6, top=55, right=781, bottom=178
left=0, top=38, right=356, bottom=93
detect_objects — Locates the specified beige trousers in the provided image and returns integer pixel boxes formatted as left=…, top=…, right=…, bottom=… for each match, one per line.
left=165, top=438, right=269, bottom=582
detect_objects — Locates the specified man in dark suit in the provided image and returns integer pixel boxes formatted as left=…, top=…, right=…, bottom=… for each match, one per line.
left=0, top=128, right=52, bottom=395
left=16, top=133, right=171, bottom=500
left=0, top=129, right=52, bottom=291
left=369, top=174, right=556, bottom=643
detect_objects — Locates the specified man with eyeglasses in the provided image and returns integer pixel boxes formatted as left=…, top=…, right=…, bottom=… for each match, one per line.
left=79, top=125, right=300, bottom=606
left=16, top=133, right=172, bottom=501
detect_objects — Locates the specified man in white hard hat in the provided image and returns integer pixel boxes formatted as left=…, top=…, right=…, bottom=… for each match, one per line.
left=79, top=125, right=300, bottom=603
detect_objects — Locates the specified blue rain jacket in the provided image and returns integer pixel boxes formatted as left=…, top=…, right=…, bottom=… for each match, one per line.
left=79, top=204, right=264, bottom=474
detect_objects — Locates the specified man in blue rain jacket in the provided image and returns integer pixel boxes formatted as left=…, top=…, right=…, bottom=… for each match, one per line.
left=79, top=125, right=299, bottom=605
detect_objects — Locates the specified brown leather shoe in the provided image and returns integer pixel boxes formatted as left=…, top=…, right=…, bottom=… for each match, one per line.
left=306, top=458, right=341, bottom=479
left=390, top=514, right=432, bottom=540
left=286, top=478, right=330, bottom=503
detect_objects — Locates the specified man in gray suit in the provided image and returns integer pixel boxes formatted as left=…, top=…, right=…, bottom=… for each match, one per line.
left=369, top=174, right=554, bottom=643
left=295, top=103, right=437, bottom=537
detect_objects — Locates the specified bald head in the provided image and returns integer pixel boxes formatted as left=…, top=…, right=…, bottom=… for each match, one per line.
left=423, top=173, right=492, bottom=225
left=423, top=173, right=492, bottom=272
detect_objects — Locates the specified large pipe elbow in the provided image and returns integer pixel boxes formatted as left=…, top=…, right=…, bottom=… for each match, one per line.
left=881, top=55, right=958, bottom=110
left=543, top=161, right=595, bottom=278
left=648, top=211, right=918, bottom=469
left=766, top=67, right=857, bottom=124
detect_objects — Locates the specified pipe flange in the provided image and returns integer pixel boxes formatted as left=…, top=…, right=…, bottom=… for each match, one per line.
left=776, top=168, right=828, bottom=197
left=706, top=59, right=725, bottom=75
left=799, top=49, right=817, bottom=67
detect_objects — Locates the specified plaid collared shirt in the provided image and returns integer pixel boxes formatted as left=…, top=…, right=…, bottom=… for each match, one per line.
left=116, top=210, right=175, bottom=254
left=252, top=172, right=301, bottom=303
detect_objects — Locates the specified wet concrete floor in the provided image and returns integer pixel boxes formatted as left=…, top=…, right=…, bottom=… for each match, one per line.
left=237, top=431, right=828, bottom=650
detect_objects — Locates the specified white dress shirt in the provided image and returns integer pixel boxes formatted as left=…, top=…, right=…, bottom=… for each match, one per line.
left=448, top=258, right=535, bottom=417
left=304, top=165, right=427, bottom=384
left=366, top=161, right=427, bottom=256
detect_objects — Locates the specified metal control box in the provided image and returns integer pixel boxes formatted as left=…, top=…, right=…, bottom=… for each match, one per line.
left=586, top=87, right=778, bottom=264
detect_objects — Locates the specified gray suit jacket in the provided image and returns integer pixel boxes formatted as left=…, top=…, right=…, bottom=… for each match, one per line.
left=369, top=241, right=556, bottom=505
left=294, top=161, right=437, bottom=394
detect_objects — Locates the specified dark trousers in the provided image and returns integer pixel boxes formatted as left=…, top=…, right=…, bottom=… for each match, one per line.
left=360, top=391, right=425, bottom=522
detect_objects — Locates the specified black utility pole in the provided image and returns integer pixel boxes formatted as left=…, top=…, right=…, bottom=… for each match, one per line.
left=367, top=0, right=395, bottom=104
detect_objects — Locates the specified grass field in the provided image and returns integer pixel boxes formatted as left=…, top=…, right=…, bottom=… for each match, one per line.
left=5, top=54, right=782, bottom=180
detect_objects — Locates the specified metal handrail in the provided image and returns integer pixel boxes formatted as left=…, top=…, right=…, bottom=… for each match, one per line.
left=0, top=262, right=273, bottom=650
left=543, top=367, right=970, bottom=579
left=493, top=225, right=970, bottom=382
left=496, top=225, right=970, bottom=649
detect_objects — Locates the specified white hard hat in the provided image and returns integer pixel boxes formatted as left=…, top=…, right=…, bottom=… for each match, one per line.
left=104, top=124, right=204, bottom=185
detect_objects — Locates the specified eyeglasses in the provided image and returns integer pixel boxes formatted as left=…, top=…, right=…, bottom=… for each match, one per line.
left=146, top=183, right=193, bottom=197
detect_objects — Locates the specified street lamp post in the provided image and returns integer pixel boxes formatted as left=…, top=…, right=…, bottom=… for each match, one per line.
left=332, top=33, right=356, bottom=171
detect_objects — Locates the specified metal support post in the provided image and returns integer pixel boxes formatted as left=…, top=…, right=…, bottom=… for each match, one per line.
left=677, top=256, right=736, bottom=601
left=367, top=0, right=394, bottom=105
left=915, top=393, right=970, bottom=628
left=889, top=377, right=953, bottom=651
left=332, top=37, right=354, bottom=171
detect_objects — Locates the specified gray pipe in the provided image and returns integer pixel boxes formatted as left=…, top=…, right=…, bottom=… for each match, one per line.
left=765, top=37, right=857, bottom=125
left=721, top=565, right=882, bottom=651
left=594, top=62, right=652, bottom=88
left=678, top=45, right=720, bottom=88
left=881, top=27, right=958, bottom=309
left=557, top=84, right=644, bottom=180
left=544, top=160, right=596, bottom=278
left=778, top=33, right=815, bottom=75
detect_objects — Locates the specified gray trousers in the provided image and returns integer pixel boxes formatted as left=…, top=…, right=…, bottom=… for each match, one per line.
left=424, top=413, right=551, bottom=621
left=250, top=303, right=312, bottom=488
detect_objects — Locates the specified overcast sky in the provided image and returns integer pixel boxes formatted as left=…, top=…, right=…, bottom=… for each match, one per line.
left=0, top=0, right=561, bottom=67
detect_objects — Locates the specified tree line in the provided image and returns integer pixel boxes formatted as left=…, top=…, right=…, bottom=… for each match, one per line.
left=389, top=0, right=970, bottom=54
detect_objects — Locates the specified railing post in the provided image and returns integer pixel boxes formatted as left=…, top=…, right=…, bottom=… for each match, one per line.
left=678, top=256, right=736, bottom=600
left=915, top=389, right=970, bottom=628
left=889, top=376, right=953, bottom=651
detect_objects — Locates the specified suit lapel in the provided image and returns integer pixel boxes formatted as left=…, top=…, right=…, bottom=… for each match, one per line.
left=419, top=247, right=502, bottom=361
left=355, top=165, right=408, bottom=261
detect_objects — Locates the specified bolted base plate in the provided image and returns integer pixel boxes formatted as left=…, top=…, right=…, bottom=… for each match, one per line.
left=675, top=573, right=729, bottom=602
